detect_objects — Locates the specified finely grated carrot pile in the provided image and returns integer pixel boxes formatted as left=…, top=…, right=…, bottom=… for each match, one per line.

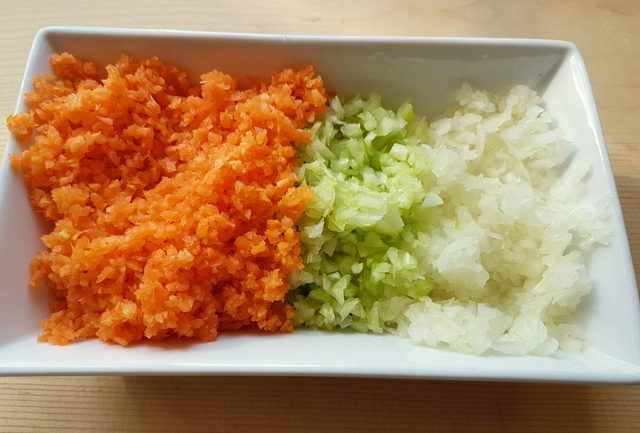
left=7, top=53, right=327, bottom=346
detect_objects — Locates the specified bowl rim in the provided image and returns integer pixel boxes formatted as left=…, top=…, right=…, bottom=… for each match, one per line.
left=36, top=25, right=580, bottom=46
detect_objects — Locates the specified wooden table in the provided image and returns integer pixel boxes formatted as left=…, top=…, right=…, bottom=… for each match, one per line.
left=0, top=1, right=638, bottom=431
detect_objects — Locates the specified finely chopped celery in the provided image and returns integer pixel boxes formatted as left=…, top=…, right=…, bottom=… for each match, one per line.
left=291, top=94, right=439, bottom=333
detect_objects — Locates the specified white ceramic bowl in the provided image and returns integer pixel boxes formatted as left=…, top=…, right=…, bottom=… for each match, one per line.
left=1, top=27, right=638, bottom=382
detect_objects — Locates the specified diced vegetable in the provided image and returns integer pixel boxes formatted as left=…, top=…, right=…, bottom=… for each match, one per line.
left=291, top=94, right=437, bottom=333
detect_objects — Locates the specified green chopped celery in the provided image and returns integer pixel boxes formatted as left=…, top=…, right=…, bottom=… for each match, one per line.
left=340, top=123, right=363, bottom=138
left=294, top=94, right=436, bottom=333
left=308, top=288, right=333, bottom=304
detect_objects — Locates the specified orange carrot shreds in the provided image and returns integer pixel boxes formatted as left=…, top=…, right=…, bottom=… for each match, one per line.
left=7, top=53, right=327, bottom=346
left=6, top=113, right=35, bottom=141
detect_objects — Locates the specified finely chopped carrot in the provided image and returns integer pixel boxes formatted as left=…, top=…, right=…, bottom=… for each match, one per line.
left=7, top=52, right=327, bottom=345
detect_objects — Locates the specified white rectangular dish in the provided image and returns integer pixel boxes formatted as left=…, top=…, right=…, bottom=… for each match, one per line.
left=1, top=27, right=638, bottom=382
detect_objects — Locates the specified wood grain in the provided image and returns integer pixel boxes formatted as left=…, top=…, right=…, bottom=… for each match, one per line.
left=0, top=1, right=638, bottom=432
left=0, top=376, right=639, bottom=433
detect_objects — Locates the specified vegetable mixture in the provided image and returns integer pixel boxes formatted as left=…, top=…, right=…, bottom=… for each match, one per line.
left=7, top=53, right=609, bottom=354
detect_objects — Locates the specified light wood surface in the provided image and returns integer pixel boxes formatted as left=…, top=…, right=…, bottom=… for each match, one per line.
left=0, top=1, right=638, bottom=432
